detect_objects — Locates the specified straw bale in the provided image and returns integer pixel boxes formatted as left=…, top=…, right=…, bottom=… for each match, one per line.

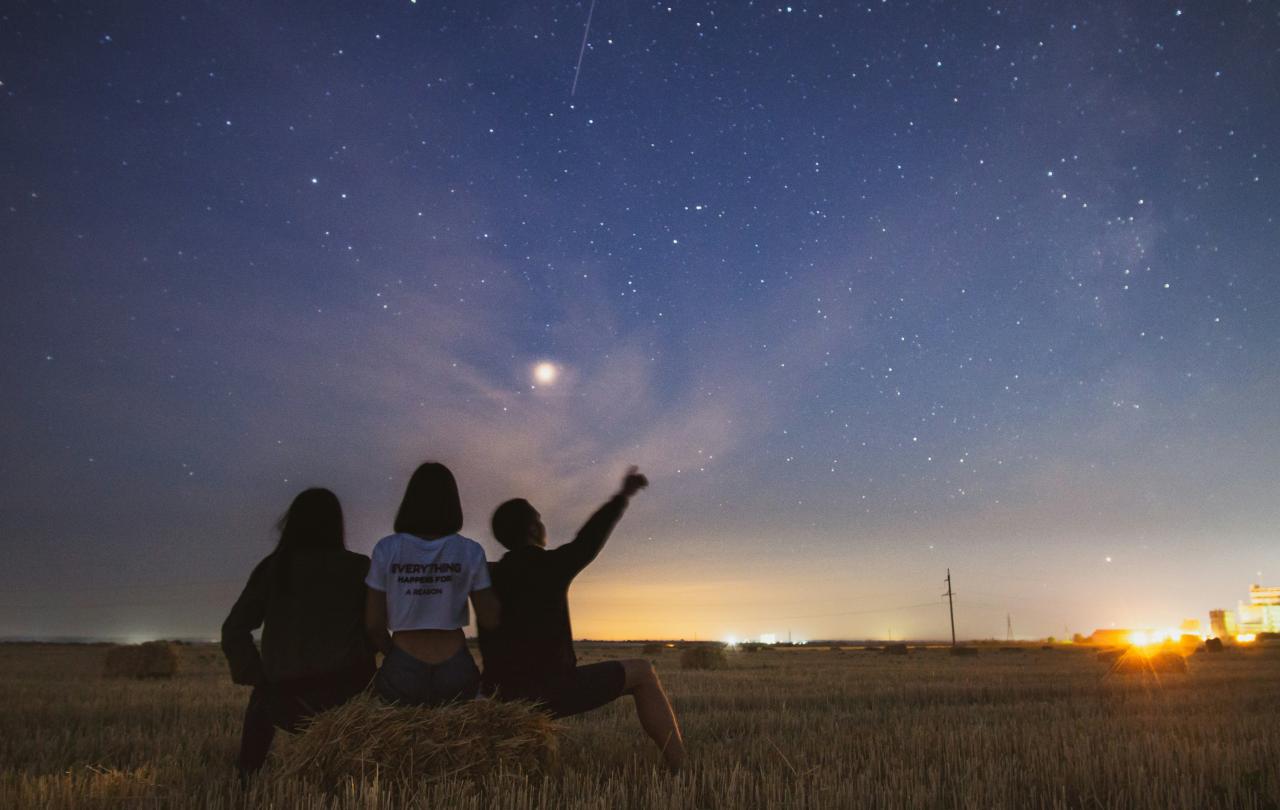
left=1203, top=637, right=1224, bottom=653
left=102, top=642, right=179, bottom=679
left=680, top=644, right=729, bottom=670
left=272, top=694, right=560, bottom=788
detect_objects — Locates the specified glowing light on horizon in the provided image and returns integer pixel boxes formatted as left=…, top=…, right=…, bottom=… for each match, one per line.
left=1236, top=633, right=1257, bottom=643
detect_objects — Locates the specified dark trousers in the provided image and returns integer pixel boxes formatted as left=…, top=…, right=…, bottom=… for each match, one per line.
left=237, top=660, right=374, bottom=773
left=373, top=644, right=480, bottom=707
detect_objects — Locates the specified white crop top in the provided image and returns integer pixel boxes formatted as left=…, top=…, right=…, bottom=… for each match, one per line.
left=365, top=533, right=491, bottom=632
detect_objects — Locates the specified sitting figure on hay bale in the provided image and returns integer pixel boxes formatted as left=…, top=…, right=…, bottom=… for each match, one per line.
left=480, top=467, right=687, bottom=771
left=362, top=462, right=500, bottom=709
left=222, top=488, right=377, bottom=775
left=226, top=462, right=685, bottom=781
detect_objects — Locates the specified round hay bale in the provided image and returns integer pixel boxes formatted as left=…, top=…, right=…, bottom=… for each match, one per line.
left=679, top=644, right=729, bottom=670
left=1204, top=637, right=1225, bottom=653
left=273, top=694, right=559, bottom=788
left=641, top=642, right=664, bottom=655
left=102, top=642, right=179, bottom=679
left=883, top=643, right=909, bottom=656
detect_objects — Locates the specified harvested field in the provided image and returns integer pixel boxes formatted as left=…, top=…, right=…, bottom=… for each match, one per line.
left=102, top=642, right=179, bottom=679
left=2, top=641, right=1279, bottom=808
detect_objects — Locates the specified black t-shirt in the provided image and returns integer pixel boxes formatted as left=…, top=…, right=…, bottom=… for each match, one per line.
left=221, top=548, right=374, bottom=685
left=479, top=495, right=627, bottom=696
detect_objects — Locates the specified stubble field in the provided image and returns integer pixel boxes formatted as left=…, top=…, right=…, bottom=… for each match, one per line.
left=2, top=641, right=1278, bottom=809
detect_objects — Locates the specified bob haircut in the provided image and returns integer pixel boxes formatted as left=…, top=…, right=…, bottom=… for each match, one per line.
left=276, top=488, right=345, bottom=554
left=394, top=462, right=464, bottom=538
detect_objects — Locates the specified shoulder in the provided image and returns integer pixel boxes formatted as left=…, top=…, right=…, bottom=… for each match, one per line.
left=340, top=548, right=371, bottom=569
left=455, top=534, right=487, bottom=556
left=369, top=534, right=401, bottom=555
left=249, top=553, right=278, bottom=580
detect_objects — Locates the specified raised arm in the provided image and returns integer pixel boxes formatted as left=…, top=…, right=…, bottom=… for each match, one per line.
left=220, top=558, right=270, bottom=686
left=551, top=467, right=648, bottom=579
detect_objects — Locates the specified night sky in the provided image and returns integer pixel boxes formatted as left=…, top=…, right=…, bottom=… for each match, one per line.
left=3, top=1, right=1278, bottom=643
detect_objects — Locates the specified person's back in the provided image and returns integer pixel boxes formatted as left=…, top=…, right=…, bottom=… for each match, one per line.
left=481, top=521, right=607, bottom=694
left=478, top=468, right=686, bottom=771
left=363, top=462, right=499, bottom=707
left=221, top=488, right=375, bottom=775
left=249, top=548, right=372, bottom=682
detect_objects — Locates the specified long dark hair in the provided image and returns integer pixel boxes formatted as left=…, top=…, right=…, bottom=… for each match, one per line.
left=273, top=488, right=345, bottom=591
left=394, top=462, right=464, bottom=538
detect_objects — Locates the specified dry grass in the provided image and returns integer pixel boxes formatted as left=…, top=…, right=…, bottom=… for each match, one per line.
left=102, top=642, right=179, bottom=679
left=273, top=693, right=560, bottom=788
left=2, top=641, right=1279, bottom=808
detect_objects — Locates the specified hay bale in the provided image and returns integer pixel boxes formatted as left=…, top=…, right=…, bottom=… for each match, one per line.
left=273, top=694, right=559, bottom=787
left=1203, top=637, right=1225, bottom=653
left=680, top=645, right=729, bottom=670
left=883, top=643, right=909, bottom=656
left=102, top=642, right=179, bottom=679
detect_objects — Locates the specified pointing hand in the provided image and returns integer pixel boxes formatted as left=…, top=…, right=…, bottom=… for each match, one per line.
left=620, top=466, right=649, bottom=498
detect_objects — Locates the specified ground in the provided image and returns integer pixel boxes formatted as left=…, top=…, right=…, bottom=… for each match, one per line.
left=2, top=641, right=1278, bottom=809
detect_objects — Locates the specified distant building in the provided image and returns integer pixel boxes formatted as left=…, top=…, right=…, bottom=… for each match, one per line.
left=1088, top=628, right=1132, bottom=647
left=1237, top=584, right=1280, bottom=635
left=1209, top=609, right=1237, bottom=639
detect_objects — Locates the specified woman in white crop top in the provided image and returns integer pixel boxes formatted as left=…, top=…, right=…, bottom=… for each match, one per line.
left=364, top=462, right=499, bottom=706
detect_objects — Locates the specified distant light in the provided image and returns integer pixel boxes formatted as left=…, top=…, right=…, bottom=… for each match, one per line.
left=1236, top=633, right=1257, bottom=644
left=724, top=635, right=738, bottom=647
left=533, top=362, right=558, bottom=386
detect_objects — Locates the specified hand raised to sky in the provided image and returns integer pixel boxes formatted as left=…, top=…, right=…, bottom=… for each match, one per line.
left=620, top=466, right=649, bottom=498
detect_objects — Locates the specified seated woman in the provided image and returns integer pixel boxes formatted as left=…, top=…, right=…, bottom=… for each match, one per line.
left=365, top=461, right=499, bottom=705
left=221, top=488, right=375, bottom=774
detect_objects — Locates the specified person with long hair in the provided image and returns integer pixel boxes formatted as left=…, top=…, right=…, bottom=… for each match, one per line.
left=221, top=488, right=376, bottom=774
left=365, top=462, right=499, bottom=705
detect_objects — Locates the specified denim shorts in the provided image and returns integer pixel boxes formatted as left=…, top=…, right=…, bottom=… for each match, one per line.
left=374, top=644, right=480, bottom=707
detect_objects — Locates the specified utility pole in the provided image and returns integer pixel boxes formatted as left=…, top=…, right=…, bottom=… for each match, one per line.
left=943, top=569, right=957, bottom=647
left=1007, top=613, right=1013, bottom=642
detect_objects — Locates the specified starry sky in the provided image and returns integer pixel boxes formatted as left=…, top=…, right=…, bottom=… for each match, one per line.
left=2, top=1, right=1278, bottom=643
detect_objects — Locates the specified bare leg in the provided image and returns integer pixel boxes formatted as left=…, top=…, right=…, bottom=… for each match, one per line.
left=620, top=658, right=686, bottom=771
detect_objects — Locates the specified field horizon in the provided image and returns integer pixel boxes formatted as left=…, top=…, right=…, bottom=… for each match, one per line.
left=4, top=641, right=1278, bottom=809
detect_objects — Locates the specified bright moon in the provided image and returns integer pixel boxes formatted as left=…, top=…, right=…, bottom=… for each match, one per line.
left=533, top=362, right=558, bottom=385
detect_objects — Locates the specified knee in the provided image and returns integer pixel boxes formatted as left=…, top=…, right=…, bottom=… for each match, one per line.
left=622, top=658, right=657, bottom=689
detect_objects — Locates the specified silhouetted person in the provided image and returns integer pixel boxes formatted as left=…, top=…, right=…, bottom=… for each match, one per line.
left=364, top=462, right=499, bottom=705
left=222, top=488, right=375, bottom=774
left=479, top=467, right=686, bottom=770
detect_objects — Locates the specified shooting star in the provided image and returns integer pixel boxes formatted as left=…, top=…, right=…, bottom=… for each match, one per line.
left=570, top=0, right=598, bottom=97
